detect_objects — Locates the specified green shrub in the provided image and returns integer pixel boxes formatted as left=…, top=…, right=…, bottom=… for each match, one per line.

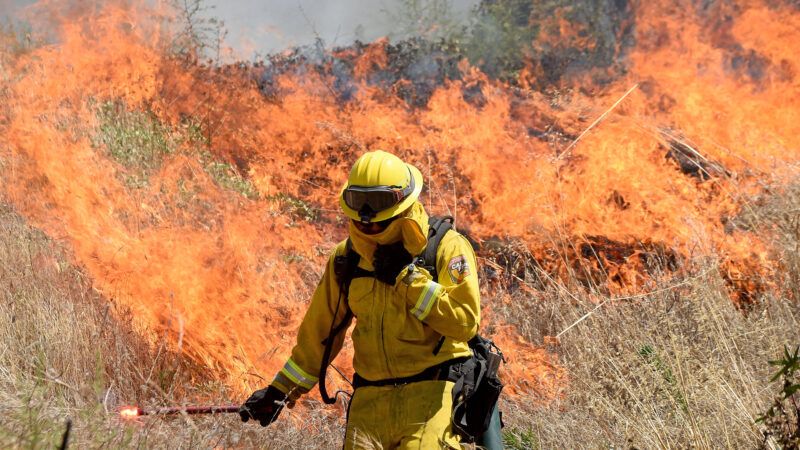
left=757, top=345, right=800, bottom=448
left=92, top=101, right=176, bottom=187
left=504, top=427, right=540, bottom=450
left=202, top=157, right=259, bottom=200
left=639, top=344, right=689, bottom=414
left=464, top=0, right=538, bottom=82
left=93, top=101, right=257, bottom=199
left=267, top=193, right=319, bottom=223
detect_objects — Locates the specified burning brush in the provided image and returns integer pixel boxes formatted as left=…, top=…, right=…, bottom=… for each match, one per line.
left=119, top=405, right=240, bottom=419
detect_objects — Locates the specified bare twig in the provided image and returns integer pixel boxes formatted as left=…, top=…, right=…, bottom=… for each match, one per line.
left=556, top=266, right=714, bottom=338
left=556, top=83, right=639, bottom=162
left=556, top=298, right=610, bottom=339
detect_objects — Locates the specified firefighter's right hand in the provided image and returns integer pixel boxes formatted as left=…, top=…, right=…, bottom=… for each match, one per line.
left=373, top=241, right=413, bottom=285
left=239, top=385, right=287, bottom=426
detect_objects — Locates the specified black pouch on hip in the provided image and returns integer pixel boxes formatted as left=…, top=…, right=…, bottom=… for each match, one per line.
left=449, top=335, right=505, bottom=442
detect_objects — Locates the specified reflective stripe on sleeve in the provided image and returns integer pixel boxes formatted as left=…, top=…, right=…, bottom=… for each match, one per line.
left=279, top=358, right=318, bottom=390
left=411, top=280, right=443, bottom=321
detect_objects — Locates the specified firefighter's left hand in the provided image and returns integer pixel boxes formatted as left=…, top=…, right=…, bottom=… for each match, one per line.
left=373, top=241, right=413, bottom=285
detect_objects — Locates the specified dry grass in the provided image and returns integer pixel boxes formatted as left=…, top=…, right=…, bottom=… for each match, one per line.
left=1, top=181, right=799, bottom=449
left=494, top=183, right=800, bottom=449
left=497, top=266, right=800, bottom=449
left=0, top=202, right=342, bottom=449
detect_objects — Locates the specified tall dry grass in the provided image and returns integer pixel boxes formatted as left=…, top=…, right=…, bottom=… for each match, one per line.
left=0, top=202, right=343, bottom=448
left=494, top=184, right=800, bottom=449
left=497, top=266, right=800, bottom=449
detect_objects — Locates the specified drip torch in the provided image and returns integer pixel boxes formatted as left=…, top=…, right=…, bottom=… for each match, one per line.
left=119, top=405, right=240, bottom=418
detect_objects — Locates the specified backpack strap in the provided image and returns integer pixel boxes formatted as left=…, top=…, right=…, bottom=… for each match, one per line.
left=418, top=215, right=453, bottom=281
left=319, top=239, right=374, bottom=404
left=319, top=240, right=355, bottom=404
left=335, top=239, right=374, bottom=284
left=418, top=216, right=453, bottom=355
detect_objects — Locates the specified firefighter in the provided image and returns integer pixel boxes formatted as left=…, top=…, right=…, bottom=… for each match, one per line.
left=240, top=150, right=480, bottom=449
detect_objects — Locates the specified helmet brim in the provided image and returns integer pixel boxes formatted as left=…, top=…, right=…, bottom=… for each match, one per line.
left=339, top=162, right=424, bottom=223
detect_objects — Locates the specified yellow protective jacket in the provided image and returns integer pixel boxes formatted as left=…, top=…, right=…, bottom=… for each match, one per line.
left=271, top=208, right=480, bottom=398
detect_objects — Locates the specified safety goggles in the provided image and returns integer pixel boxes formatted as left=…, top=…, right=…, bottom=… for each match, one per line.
left=343, top=171, right=415, bottom=215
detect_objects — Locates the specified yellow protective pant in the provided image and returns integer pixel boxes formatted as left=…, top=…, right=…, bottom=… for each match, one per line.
left=344, top=380, right=462, bottom=449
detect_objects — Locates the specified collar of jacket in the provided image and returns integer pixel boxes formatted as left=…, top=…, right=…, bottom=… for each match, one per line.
left=347, top=201, right=430, bottom=265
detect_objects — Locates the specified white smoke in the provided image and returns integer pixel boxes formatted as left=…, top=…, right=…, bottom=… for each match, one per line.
left=204, top=0, right=478, bottom=59
left=0, top=0, right=478, bottom=60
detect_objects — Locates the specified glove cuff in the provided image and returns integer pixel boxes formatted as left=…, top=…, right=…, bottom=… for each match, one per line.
left=397, top=264, right=443, bottom=321
left=271, top=378, right=292, bottom=396
left=272, top=357, right=317, bottom=401
left=396, top=263, right=424, bottom=285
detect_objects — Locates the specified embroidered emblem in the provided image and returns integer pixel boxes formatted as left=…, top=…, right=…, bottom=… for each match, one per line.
left=447, top=255, right=470, bottom=284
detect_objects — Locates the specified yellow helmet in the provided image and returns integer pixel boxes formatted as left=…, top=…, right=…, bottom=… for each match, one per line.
left=340, top=150, right=424, bottom=223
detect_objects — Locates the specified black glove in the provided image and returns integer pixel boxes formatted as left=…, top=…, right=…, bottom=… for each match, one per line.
left=373, top=241, right=413, bottom=285
left=239, top=385, right=287, bottom=427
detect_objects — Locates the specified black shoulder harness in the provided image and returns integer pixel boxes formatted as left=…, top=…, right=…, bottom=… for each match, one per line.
left=318, top=216, right=454, bottom=403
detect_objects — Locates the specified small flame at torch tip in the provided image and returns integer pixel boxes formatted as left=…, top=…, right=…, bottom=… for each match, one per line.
left=119, top=407, right=140, bottom=418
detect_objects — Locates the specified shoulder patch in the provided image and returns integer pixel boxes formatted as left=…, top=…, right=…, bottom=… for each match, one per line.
left=447, top=255, right=471, bottom=284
